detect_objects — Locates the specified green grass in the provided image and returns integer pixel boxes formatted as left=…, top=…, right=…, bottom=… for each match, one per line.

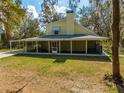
left=120, top=56, right=124, bottom=64
left=0, top=54, right=124, bottom=93
left=120, top=48, right=124, bottom=55
left=0, top=49, right=22, bottom=52
left=0, top=54, right=111, bottom=77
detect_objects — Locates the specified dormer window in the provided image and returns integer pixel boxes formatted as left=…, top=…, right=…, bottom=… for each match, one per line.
left=52, top=26, right=61, bottom=35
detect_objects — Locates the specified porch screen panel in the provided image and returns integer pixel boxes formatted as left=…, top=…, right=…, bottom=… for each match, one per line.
left=38, top=41, right=48, bottom=53
left=61, top=41, right=70, bottom=53
left=27, top=41, right=37, bottom=52
left=72, top=41, right=86, bottom=53
left=87, top=41, right=102, bottom=54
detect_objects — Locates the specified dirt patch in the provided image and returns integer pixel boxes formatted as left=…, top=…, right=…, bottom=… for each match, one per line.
left=0, top=68, right=110, bottom=93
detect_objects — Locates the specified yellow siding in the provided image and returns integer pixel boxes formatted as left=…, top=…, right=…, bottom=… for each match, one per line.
left=46, top=12, right=96, bottom=35
left=46, top=19, right=66, bottom=35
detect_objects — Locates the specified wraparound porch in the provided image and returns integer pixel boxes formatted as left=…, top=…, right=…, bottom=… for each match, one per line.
left=10, top=40, right=103, bottom=55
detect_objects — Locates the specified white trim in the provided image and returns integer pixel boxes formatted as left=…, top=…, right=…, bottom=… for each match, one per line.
left=48, top=41, right=50, bottom=53
left=0, top=35, right=1, bottom=42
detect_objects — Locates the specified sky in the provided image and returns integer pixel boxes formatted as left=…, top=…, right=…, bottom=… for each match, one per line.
left=22, top=0, right=89, bottom=18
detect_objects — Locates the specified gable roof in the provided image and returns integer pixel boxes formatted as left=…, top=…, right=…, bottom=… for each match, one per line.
left=41, top=34, right=88, bottom=39
left=10, top=34, right=108, bottom=42
left=75, top=22, right=96, bottom=35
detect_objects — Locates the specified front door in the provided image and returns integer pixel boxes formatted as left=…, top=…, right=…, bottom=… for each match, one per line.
left=51, top=41, right=58, bottom=54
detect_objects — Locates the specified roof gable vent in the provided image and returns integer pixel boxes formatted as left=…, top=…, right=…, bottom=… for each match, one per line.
left=52, top=26, right=61, bottom=32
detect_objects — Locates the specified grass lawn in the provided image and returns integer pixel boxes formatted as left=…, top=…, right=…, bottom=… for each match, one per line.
left=120, top=48, right=124, bottom=55
left=0, top=49, right=22, bottom=52
left=0, top=54, right=124, bottom=93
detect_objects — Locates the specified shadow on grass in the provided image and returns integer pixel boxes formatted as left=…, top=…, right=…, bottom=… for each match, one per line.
left=13, top=54, right=111, bottom=63
left=115, top=77, right=124, bottom=93
left=104, top=74, right=124, bottom=93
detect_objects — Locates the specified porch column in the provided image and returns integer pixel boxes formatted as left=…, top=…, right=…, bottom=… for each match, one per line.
left=36, top=41, right=38, bottom=53
left=101, top=41, right=103, bottom=54
left=70, top=40, right=72, bottom=54
left=25, top=41, right=27, bottom=52
left=0, top=35, right=1, bottom=42
left=10, top=41, right=12, bottom=50
left=85, top=40, right=88, bottom=54
left=59, top=40, right=61, bottom=53
left=48, top=41, right=50, bottom=53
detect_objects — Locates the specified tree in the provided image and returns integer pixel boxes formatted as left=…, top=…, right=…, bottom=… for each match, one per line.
left=13, top=14, right=42, bottom=39
left=80, top=0, right=111, bottom=37
left=0, top=0, right=25, bottom=44
left=69, top=0, right=80, bottom=12
left=40, top=0, right=59, bottom=23
left=120, top=2, right=124, bottom=48
left=88, top=0, right=121, bottom=78
left=39, top=0, right=64, bottom=32
left=112, top=0, right=121, bottom=78
left=13, top=0, right=22, bottom=5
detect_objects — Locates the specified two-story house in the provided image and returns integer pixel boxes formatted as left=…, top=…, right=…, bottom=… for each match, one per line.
left=10, top=10, right=108, bottom=55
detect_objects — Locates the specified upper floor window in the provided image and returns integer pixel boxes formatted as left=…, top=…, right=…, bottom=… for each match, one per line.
left=52, top=26, right=61, bottom=35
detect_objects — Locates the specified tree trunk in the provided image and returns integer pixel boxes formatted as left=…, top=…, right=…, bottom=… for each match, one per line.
left=112, top=0, right=121, bottom=78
